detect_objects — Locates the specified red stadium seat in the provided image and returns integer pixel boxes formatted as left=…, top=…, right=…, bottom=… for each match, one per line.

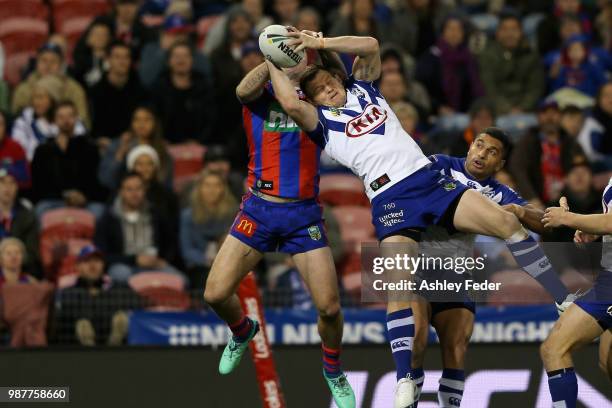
left=39, top=208, right=96, bottom=281
left=4, top=52, right=31, bottom=86
left=487, top=270, right=553, bottom=306
left=0, top=17, right=48, bottom=39
left=319, top=173, right=369, bottom=207
left=168, top=143, right=206, bottom=193
left=52, top=0, right=110, bottom=32
left=331, top=206, right=375, bottom=254
left=129, top=272, right=189, bottom=311
left=0, top=31, right=48, bottom=57
left=196, top=14, right=221, bottom=48
left=0, top=0, right=49, bottom=21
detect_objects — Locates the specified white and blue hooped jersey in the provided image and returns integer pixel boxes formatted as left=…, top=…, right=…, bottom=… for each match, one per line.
left=306, top=76, right=431, bottom=200
left=600, top=177, right=612, bottom=271
left=421, top=154, right=527, bottom=258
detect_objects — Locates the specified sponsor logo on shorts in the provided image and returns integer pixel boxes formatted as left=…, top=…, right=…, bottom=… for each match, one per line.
left=345, top=103, right=387, bottom=137
left=234, top=215, right=257, bottom=238
left=308, top=225, right=322, bottom=241
left=379, top=210, right=404, bottom=228
left=607, top=305, right=612, bottom=317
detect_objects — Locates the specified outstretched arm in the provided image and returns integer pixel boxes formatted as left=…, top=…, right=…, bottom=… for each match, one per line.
left=503, top=204, right=545, bottom=234
left=288, top=33, right=380, bottom=81
left=265, top=60, right=319, bottom=132
left=543, top=209, right=612, bottom=236
left=236, top=62, right=270, bottom=103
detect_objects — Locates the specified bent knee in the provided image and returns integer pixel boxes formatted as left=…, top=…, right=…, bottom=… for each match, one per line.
left=317, top=298, right=341, bottom=319
left=203, top=281, right=232, bottom=306
left=540, top=336, right=564, bottom=363
left=497, top=211, right=523, bottom=238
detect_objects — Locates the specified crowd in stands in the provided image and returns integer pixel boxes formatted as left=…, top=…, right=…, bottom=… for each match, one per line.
left=0, top=0, right=611, bottom=346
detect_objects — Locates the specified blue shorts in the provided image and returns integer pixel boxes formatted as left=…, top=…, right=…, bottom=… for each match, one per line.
left=371, top=166, right=469, bottom=242
left=229, top=192, right=328, bottom=254
left=575, top=270, right=612, bottom=330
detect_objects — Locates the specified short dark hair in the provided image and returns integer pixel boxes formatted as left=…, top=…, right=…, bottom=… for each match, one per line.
left=119, top=171, right=143, bottom=187
left=498, top=8, right=521, bottom=26
left=477, top=127, right=511, bottom=159
left=107, top=40, right=131, bottom=56
left=53, top=100, right=77, bottom=117
left=468, top=98, right=496, bottom=119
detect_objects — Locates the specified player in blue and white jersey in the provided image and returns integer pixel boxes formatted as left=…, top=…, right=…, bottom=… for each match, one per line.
left=265, top=33, right=574, bottom=408
left=411, top=128, right=559, bottom=407
left=541, top=179, right=612, bottom=407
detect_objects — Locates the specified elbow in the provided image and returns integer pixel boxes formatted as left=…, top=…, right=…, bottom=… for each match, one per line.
left=366, top=37, right=380, bottom=54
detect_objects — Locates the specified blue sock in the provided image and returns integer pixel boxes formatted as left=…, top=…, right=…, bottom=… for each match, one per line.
left=547, top=368, right=577, bottom=408
left=411, top=367, right=424, bottom=406
left=386, top=309, right=414, bottom=381
left=438, top=368, right=465, bottom=408
left=506, top=234, right=569, bottom=303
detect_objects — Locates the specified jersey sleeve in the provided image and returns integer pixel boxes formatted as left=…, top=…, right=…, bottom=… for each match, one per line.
left=428, top=154, right=451, bottom=175
left=305, top=107, right=330, bottom=149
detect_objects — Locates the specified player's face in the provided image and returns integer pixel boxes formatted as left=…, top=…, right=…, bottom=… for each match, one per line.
left=305, top=70, right=346, bottom=107
left=466, top=134, right=505, bottom=179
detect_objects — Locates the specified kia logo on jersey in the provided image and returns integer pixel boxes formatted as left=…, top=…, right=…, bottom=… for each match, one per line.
left=345, top=103, right=387, bottom=137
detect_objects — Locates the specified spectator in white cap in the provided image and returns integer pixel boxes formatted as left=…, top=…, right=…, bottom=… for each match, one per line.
left=126, top=144, right=179, bottom=237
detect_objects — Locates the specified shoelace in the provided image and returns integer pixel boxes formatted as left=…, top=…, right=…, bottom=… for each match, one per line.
left=331, top=376, right=352, bottom=397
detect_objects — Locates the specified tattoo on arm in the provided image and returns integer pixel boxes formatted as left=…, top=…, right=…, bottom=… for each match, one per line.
left=237, top=63, right=270, bottom=102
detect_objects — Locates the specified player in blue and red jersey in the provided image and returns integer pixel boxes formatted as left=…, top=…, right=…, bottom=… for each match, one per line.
left=203, top=31, right=356, bottom=408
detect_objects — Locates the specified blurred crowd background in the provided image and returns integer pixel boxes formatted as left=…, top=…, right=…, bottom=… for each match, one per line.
left=0, top=0, right=610, bottom=347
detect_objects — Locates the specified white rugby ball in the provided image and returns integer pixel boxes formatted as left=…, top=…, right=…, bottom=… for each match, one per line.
left=258, top=25, right=306, bottom=68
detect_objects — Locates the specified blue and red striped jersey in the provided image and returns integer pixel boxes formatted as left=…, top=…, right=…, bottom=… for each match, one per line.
left=242, top=85, right=321, bottom=199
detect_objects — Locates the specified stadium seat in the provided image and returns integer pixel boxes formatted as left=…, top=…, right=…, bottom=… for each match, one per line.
left=487, top=270, right=553, bottom=306
left=319, top=174, right=369, bottom=207
left=168, top=143, right=206, bottom=193
left=39, top=208, right=96, bottom=281
left=0, top=0, right=49, bottom=21
left=196, top=14, right=221, bottom=48
left=0, top=17, right=48, bottom=39
left=331, top=206, right=375, bottom=254
left=4, top=52, right=31, bottom=86
left=0, top=31, right=48, bottom=57
left=128, top=272, right=189, bottom=311
left=52, top=0, right=110, bottom=32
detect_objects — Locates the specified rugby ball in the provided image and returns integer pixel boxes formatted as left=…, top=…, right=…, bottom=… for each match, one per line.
left=258, top=25, right=305, bottom=68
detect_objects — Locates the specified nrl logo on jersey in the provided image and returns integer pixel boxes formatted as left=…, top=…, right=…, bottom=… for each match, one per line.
left=345, top=103, right=387, bottom=137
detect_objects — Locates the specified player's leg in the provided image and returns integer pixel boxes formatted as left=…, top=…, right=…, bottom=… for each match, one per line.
left=292, top=247, right=344, bottom=371
left=431, top=307, right=475, bottom=408
left=410, top=299, right=431, bottom=405
left=598, top=329, right=612, bottom=381
left=204, top=235, right=263, bottom=374
left=381, top=233, right=420, bottom=408
left=453, top=189, right=571, bottom=306
left=540, top=304, right=604, bottom=407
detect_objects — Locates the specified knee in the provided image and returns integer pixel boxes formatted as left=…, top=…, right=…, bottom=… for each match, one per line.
left=540, top=335, right=564, bottom=364
left=317, top=297, right=341, bottom=320
left=203, top=280, right=232, bottom=306
left=442, top=337, right=469, bottom=366
left=496, top=211, right=523, bottom=239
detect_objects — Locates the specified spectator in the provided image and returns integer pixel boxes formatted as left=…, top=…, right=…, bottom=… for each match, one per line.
left=595, top=0, right=612, bottom=51
left=210, top=9, right=254, bottom=146
left=180, top=170, right=237, bottom=289
left=560, top=104, right=585, bottom=138
left=393, top=0, right=453, bottom=58
left=152, top=42, right=215, bottom=144
left=548, top=35, right=607, bottom=98
left=31, top=101, right=106, bottom=219
left=202, top=145, right=246, bottom=201
left=139, top=14, right=212, bottom=89
left=577, top=82, right=612, bottom=169
left=0, top=169, right=38, bottom=276
left=509, top=100, right=586, bottom=208
left=543, top=162, right=601, bottom=243
left=11, top=44, right=90, bottom=127
left=57, top=245, right=135, bottom=346
left=0, top=112, right=30, bottom=189
left=89, top=42, right=148, bottom=149
left=12, top=76, right=87, bottom=162
left=391, top=101, right=423, bottom=141
left=94, top=172, right=181, bottom=283
left=70, top=22, right=112, bottom=88
left=273, top=0, right=300, bottom=26
left=416, top=15, right=484, bottom=114
left=99, top=106, right=173, bottom=190
left=378, top=70, right=430, bottom=122
left=294, top=6, right=322, bottom=33
left=537, top=0, right=593, bottom=56
left=479, top=12, right=545, bottom=115
left=0, top=238, right=36, bottom=290
left=203, top=0, right=272, bottom=55
left=126, top=145, right=179, bottom=235
left=74, top=0, right=157, bottom=62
